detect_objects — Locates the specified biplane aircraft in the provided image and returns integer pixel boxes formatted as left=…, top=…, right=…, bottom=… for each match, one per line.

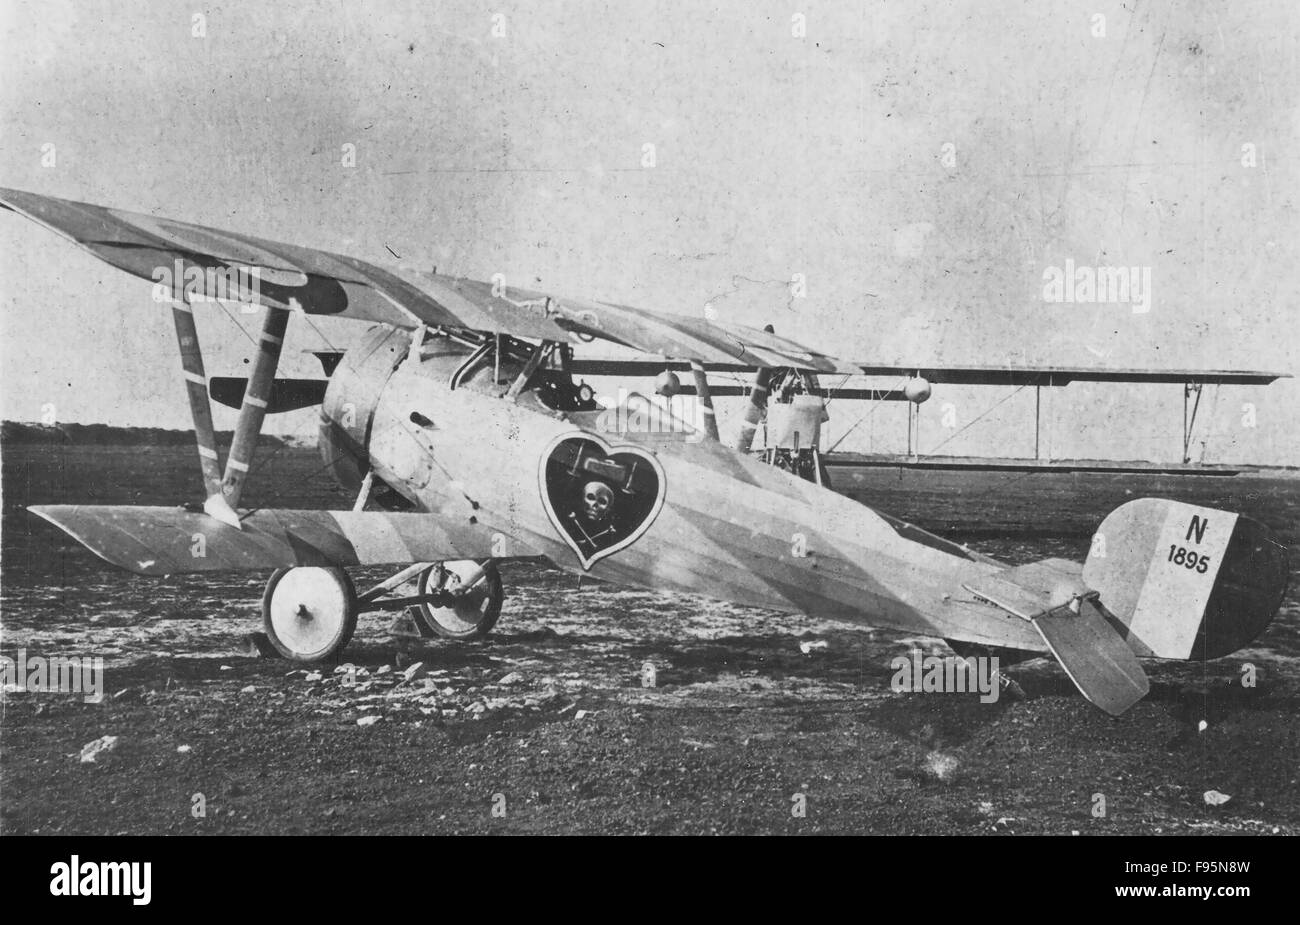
left=2, top=187, right=1290, bottom=716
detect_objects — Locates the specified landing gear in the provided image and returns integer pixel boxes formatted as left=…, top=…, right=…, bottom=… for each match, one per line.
left=413, top=561, right=504, bottom=639
left=262, top=567, right=359, bottom=661
left=258, top=560, right=505, bottom=662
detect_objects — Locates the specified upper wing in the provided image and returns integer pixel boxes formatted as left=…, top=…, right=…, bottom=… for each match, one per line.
left=0, top=187, right=857, bottom=373
left=4, top=187, right=1286, bottom=384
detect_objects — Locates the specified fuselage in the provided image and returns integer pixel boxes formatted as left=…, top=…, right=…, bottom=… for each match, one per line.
left=332, top=326, right=1047, bottom=653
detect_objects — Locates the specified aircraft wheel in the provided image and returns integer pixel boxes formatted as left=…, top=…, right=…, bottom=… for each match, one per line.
left=415, top=561, right=503, bottom=640
left=262, top=566, right=359, bottom=661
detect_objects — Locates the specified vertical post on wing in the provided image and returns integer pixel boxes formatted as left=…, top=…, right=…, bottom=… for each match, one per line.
left=735, top=367, right=771, bottom=453
left=689, top=360, right=720, bottom=441
left=168, top=295, right=229, bottom=519
left=219, top=305, right=290, bottom=517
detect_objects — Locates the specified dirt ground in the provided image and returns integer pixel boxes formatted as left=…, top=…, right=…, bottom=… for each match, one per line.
left=2, top=445, right=1297, bottom=835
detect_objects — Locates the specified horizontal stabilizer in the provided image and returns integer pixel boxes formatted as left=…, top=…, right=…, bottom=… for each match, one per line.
left=963, top=558, right=1089, bottom=619
left=209, top=377, right=328, bottom=412
left=965, top=559, right=1149, bottom=715
left=1033, top=598, right=1149, bottom=716
left=30, top=505, right=532, bottom=576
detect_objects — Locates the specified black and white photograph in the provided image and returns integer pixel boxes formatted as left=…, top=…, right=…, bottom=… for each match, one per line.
left=0, top=0, right=1295, bottom=884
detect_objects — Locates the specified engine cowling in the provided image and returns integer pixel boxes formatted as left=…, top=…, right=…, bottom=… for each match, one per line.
left=318, top=324, right=409, bottom=491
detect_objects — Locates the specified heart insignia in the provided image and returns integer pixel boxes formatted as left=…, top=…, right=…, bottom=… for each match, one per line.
left=539, top=433, right=666, bottom=570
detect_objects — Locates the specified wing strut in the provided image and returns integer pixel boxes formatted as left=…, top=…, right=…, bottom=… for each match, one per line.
left=220, top=306, right=291, bottom=516
left=735, top=367, right=772, bottom=452
left=689, top=360, right=720, bottom=441
left=506, top=341, right=556, bottom=401
left=168, top=297, right=236, bottom=524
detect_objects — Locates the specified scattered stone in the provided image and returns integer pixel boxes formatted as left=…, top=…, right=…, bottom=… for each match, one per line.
left=79, top=735, right=119, bottom=764
left=1203, top=790, right=1232, bottom=807
left=799, top=640, right=829, bottom=654
left=922, top=752, right=959, bottom=783
left=376, top=665, right=392, bottom=676
left=575, top=709, right=591, bottom=720
left=357, top=715, right=382, bottom=727
left=240, top=685, right=256, bottom=694
left=176, top=745, right=192, bottom=754
left=304, top=672, right=323, bottom=683
left=499, top=671, right=525, bottom=686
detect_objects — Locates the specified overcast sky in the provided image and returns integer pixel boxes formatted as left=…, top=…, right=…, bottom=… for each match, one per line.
left=1, top=0, right=1296, bottom=464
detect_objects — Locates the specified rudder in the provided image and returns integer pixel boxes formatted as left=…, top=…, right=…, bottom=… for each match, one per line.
left=1083, top=498, right=1287, bottom=660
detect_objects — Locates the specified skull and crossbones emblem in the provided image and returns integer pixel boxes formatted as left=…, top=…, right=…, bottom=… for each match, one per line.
left=567, top=479, right=619, bottom=550
left=580, top=480, right=613, bottom=525
left=542, top=436, right=666, bottom=569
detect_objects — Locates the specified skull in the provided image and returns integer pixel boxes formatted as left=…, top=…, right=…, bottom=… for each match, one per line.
left=581, top=480, right=614, bottom=524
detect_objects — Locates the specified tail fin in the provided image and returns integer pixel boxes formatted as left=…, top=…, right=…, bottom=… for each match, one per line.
left=962, top=498, right=1287, bottom=715
left=1083, top=499, right=1287, bottom=660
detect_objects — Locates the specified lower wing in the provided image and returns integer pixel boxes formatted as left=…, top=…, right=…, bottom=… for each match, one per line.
left=30, top=505, right=533, bottom=576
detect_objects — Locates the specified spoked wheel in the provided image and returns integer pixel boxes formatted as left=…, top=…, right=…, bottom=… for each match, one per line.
left=262, top=566, right=359, bottom=661
left=414, top=560, right=504, bottom=640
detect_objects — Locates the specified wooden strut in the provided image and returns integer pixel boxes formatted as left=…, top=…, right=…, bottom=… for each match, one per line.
left=735, top=367, right=772, bottom=453
left=506, top=341, right=554, bottom=401
left=220, top=306, right=291, bottom=520
left=1183, top=381, right=1204, bottom=464
left=169, top=296, right=227, bottom=516
left=690, top=360, right=720, bottom=441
